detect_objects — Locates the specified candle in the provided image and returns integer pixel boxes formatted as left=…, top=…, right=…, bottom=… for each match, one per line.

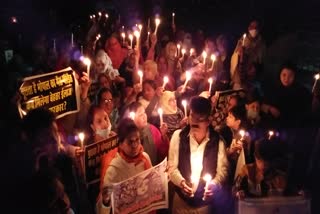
left=208, top=77, right=213, bottom=93
left=172, top=12, right=175, bottom=25
left=202, top=173, right=212, bottom=200
left=98, top=11, right=102, bottom=21
left=183, top=70, right=191, bottom=90
left=177, top=44, right=181, bottom=58
left=154, top=18, right=161, bottom=35
left=121, top=32, right=126, bottom=45
left=138, top=24, right=142, bottom=32
left=190, top=48, right=194, bottom=57
left=181, top=48, right=186, bottom=57
left=82, top=57, right=91, bottom=78
left=268, top=130, right=274, bottom=140
left=190, top=175, right=198, bottom=197
left=138, top=70, right=143, bottom=85
left=158, top=108, right=163, bottom=126
left=242, top=33, right=246, bottom=46
left=129, top=112, right=135, bottom=120
left=129, top=34, right=133, bottom=49
left=239, top=129, right=245, bottom=140
left=105, top=14, right=109, bottom=19
left=147, top=18, right=150, bottom=30
left=147, top=31, right=150, bottom=45
left=210, top=54, right=216, bottom=70
left=182, top=100, right=187, bottom=118
left=162, top=76, right=169, bottom=88
left=312, top=74, right=319, bottom=93
left=202, top=51, right=207, bottom=65
left=53, top=39, right=56, bottom=53
left=134, top=30, right=140, bottom=48
left=71, top=33, right=74, bottom=47
left=78, top=132, right=85, bottom=148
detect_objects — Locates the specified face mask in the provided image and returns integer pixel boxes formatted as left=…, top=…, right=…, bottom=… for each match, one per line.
left=249, top=29, right=258, bottom=38
left=247, top=109, right=259, bottom=120
left=96, top=126, right=111, bottom=139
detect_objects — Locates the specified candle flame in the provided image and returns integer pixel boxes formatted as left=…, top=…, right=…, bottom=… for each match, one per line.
left=210, top=54, right=216, bottom=62
left=185, top=71, right=191, bottom=81
left=203, top=174, right=212, bottom=182
left=134, top=30, right=140, bottom=38
left=239, top=129, right=245, bottom=138
left=163, top=76, right=169, bottom=84
left=315, top=74, right=320, bottom=80
left=138, top=24, right=143, bottom=31
left=138, top=70, right=143, bottom=77
left=105, top=14, right=109, bottom=18
left=157, top=108, right=163, bottom=115
left=129, top=34, right=133, bottom=40
left=177, top=44, right=181, bottom=49
left=172, top=12, right=175, bottom=17
left=155, top=18, right=161, bottom=26
left=129, top=112, right=135, bottom=120
left=202, top=51, right=207, bottom=59
left=181, top=48, right=186, bottom=55
left=121, top=32, right=125, bottom=38
left=208, top=78, right=213, bottom=84
left=78, top=132, right=85, bottom=142
left=182, top=100, right=187, bottom=107
left=82, top=57, right=91, bottom=66
left=98, top=12, right=102, bottom=16
left=190, top=48, right=194, bottom=56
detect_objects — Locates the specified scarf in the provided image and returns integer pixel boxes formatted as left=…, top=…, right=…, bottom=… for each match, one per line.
left=118, top=144, right=152, bottom=170
left=159, top=91, right=177, bottom=114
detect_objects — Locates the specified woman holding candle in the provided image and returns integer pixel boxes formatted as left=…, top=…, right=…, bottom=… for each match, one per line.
left=168, top=96, right=228, bottom=213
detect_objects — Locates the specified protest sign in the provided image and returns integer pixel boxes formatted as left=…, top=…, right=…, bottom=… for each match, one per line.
left=111, top=158, right=168, bottom=214
left=18, top=67, right=80, bottom=119
left=84, top=135, right=119, bottom=184
left=214, top=88, right=244, bottom=110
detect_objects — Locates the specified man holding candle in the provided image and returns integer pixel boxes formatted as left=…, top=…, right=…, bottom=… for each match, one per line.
left=168, top=96, right=228, bottom=213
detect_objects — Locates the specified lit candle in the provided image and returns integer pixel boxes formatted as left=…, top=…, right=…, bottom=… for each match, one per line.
left=182, top=70, right=191, bottom=90
left=190, top=175, right=198, bottom=197
left=154, top=18, right=161, bottom=35
left=138, top=24, right=142, bottom=32
left=71, top=33, right=74, bottom=47
left=129, top=112, right=135, bottom=120
left=208, top=77, right=213, bottom=93
left=105, top=14, right=109, bottom=19
left=82, top=57, right=91, bottom=77
left=210, top=54, right=216, bottom=70
left=242, top=33, right=246, bottom=47
left=268, top=130, right=274, bottom=140
left=147, top=31, right=150, bottom=46
left=98, top=11, right=102, bottom=21
left=177, top=44, right=181, bottom=58
left=78, top=132, right=85, bottom=148
left=190, top=48, right=194, bottom=57
left=158, top=108, right=163, bottom=126
left=312, top=74, right=319, bottom=93
left=134, top=30, right=140, bottom=48
left=162, top=76, right=169, bottom=88
left=172, top=12, right=175, bottom=25
left=96, top=34, right=101, bottom=41
left=138, top=70, right=143, bottom=85
left=239, top=129, right=245, bottom=140
left=182, top=100, right=187, bottom=118
left=129, top=34, right=133, bottom=49
left=202, top=51, right=207, bottom=65
left=121, top=32, right=126, bottom=45
left=181, top=48, right=186, bottom=57
left=202, top=173, right=212, bottom=200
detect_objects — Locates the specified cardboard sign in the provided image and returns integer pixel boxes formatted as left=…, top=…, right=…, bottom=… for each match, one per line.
left=18, top=67, right=80, bottom=119
left=84, top=135, right=119, bottom=184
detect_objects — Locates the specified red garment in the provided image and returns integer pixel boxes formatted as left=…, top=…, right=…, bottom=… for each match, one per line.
left=150, top=124, right=169, bottom=163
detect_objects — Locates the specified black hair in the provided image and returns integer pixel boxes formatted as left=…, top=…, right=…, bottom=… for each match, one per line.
left=229, top=105, right=247, bottom=123
left=142, top=79, right=157, bottom=90
left=96, top=87, right=113, bottom=105
left=117, top=118, right=139, bottom=144
left=190, top=96, right=211, bottom=118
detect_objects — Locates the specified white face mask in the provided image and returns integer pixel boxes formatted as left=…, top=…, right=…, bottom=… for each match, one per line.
left=249, top=29, right=258, bottom=38
left=96, top=126, right=111, bottom=139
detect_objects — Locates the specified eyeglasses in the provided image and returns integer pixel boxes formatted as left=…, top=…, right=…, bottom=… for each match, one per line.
left=104, top=99, right=113, bottom=103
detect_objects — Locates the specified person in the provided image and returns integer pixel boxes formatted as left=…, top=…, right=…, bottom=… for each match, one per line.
left=261, top=63, right=312, bottom=127
left=230, top=20, right=266, bottom=89
left=233, top=138, right=288, bottom=198
left=126, top=101, right=169, bottom=165
left=97, top=87, right=120, bottom=131
left=168, top=96, right=228, bottom=213
left=96, top=118, right=152, bottom=214
left=159, top=90, right=188, bottom=139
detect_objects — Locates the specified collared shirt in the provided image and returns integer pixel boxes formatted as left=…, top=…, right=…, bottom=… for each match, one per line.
left=169, top=129, right=229, bottom=190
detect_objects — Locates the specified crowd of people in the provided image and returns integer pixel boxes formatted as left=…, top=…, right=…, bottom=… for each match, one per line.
left=2, top=11, right=320, bottom=214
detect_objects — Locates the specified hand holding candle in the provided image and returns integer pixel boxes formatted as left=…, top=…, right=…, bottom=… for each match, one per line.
left=138, top=70, right=143, bottom=85
left=162, top=76, right=169, bottom=88
left=202, top=174, right=212, bottom=200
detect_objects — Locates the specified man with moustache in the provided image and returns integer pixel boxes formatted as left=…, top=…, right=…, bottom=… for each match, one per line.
left=168, top=96, right=229, bottom=213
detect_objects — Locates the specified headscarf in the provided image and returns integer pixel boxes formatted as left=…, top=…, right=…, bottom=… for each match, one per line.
left=159, top=91, right=177, bottom=114
left=95, top=49, right=119, bottom=80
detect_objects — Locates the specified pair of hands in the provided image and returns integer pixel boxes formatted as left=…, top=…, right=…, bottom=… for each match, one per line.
left=180, top=180, right=214, bottom=201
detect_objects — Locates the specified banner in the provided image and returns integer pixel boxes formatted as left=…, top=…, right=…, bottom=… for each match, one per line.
left=214, top=88, right=244, bottom=110
left=111, top=158, right=168, bottom=214
left=84, top=135, right=119, bottom=184
left=18, top=67, right=80, bottom=119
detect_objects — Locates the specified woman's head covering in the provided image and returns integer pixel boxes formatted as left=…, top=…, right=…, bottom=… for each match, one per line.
left=159, top=91, right=177, bottom=114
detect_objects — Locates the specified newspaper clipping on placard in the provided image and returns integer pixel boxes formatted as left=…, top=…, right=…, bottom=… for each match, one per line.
left=111, top=158, right=168, bottom=214
left=18, top=67, right=80, bottom=119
